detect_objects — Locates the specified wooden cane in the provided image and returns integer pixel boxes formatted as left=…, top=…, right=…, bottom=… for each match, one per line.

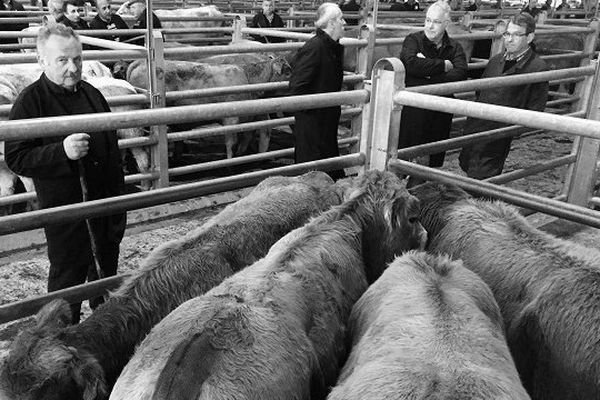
left=77, top=159, right=105, bottom=282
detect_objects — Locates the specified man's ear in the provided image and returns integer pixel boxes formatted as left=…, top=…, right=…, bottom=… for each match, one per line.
left=526, top=32, right=534, bottom=45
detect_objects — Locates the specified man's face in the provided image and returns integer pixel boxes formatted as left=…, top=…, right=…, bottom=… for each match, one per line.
left=130, top=1, right=145, bottom=19
left=262, top=1, right=273, bottom=16
left=65, top=4, right=80, bottom=22
left=38, top=35, right=82, bottom=91
left=503, top=22, right=533, bottom=55
left=328, top=10, right=346, bottom=40
left=97, top=0, right=113, bottom=20
left=424, top=5, right=448, bottom=43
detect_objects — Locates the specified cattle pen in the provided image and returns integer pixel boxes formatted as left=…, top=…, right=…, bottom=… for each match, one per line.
left=1, top=1, right=600, bottom=334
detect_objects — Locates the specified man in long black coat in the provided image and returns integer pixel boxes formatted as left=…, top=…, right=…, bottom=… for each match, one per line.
left=399, top=0, right=467, bottom=168
left=289, top=2, right=346, bottom=180
left=5, top=24, right=126, bottom=324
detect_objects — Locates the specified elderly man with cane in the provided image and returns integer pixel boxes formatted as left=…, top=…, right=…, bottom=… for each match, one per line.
left=5, top=24, right=126, bottom=324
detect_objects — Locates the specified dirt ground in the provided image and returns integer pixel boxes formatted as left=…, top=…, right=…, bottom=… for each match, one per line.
left=1, top=129, right=599, bottom=358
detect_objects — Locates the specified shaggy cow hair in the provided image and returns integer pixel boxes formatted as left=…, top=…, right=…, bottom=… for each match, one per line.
left=410, top=181, right=600, bottom=400
left=0, top=171, right=342, bottom=400
left=109, top=170, right=427, bottom=400
left=328, top=251, right=530, bottom=400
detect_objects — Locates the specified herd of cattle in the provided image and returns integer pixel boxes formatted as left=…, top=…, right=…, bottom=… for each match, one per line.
left=0, top=169, right=599, bottom=399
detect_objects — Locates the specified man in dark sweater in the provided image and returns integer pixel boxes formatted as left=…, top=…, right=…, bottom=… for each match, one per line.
left=5, top=24, right=126, bottom=324
left=117, top=0, right=161, bottom=46
left=289, top=2, right=345, bottom=180
left=89, top=0, right=129, bottom=41
left=398, top=0, right=467, bottom=169
left=251, top=0, right=285, bottom=43
left=57, top=0, right=90, bottom=30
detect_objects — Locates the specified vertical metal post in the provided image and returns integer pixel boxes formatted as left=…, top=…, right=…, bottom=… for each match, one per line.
left=565, top=60, right=600, bottom=206
left=287, top=6, right=295, bottom=29
left=357, top=24, right=375, bottom=78
left=148, top=30, right=169, bottom=189
left=361, top=58, right=405, bottom=171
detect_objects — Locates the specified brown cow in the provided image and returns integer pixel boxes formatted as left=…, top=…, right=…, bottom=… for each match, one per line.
left=328, top=251, right=530, bottom=400
left=109, top=170, right=427, bottom=400
left=0, top=171, right=342, bottom=400
left=410, top=181, right=600, bottom=400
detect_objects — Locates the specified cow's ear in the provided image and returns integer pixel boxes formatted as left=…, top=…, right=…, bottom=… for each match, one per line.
left=70, top=351, right=107, bottom=400
left=35, top=299, right=72, bottom=332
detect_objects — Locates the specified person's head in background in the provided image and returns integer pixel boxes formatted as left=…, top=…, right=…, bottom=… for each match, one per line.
left=262, top=0, right=274, bottom=17
left=315, top=2, right=346, bottom=41
left=62, top=0, right=81, bottom=22
left=424, top=1, right=450, bottom=44
left=36, top=24, right=82, bottom=90
left=503, top=12, right=535, bottom=57
left=96, top=0, right=113, bottom=21
left=127, top=0, right=146, bottom=19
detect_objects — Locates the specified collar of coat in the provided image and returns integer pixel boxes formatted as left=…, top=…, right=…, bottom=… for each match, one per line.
left=422, top=30, right=452, bottom=52
left=502, top=47, right=535, bottom=73
left=315, top=28, right=342, bottom=47
left=41, top=73, right=83, bottom=95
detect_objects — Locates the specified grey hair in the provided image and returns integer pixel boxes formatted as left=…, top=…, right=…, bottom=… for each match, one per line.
left=427, top=0, right=451, bottom=21
left=315, top=2, right=341, bottom=29
left=36, top=23, right=80, bottom=54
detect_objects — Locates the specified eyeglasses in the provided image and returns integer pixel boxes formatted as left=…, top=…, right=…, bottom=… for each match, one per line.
left=502, top=31, right=528, bottom=39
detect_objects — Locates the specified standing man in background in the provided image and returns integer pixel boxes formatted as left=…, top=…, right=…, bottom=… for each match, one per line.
left=5, top=25, right=126, bottom=324
left=57, top=0, right=90, bottom=29
left=117, top=0, right=162, bottom=45
left=90, top=0, right=129, bottom=40
left=459, top=12, right=548, bottom=179
left=251, top=0, right=285, bottom=43
left=340, top=0, right=361, bottom=26
left=398, top=0, right=467, bottom=171
left=289, top=2, right=346, bottom=180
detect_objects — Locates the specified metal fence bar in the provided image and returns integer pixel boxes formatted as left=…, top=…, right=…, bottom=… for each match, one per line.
left=394, top=91, right=600, bottom=140
left=389, top=159, right=600, bottom=229
left=0, top=154, right=365, bottom=236
left=486, top=154, right=577, bottom=185
left=0, top=90, right=369, bottom=140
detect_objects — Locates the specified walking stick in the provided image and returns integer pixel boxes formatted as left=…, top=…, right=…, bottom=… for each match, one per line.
left=77, top=159, right=105, bottom=282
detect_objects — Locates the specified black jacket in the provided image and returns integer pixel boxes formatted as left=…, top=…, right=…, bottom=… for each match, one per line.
left=89, top=13, right=129, bottom=41
left=251, top=11, right=285, bottom=43
left=0, top=0, right=27, bottom=47
left=5, top=74, right=126, bottom=265
left=340, top=0, right=361, bottom=25
left=400, top=30, right=468, bottom=87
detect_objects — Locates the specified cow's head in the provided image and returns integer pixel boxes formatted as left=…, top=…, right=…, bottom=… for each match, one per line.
left=267, top=54, right=292, bottom=82
left=339, top=170, right=427, bottom=283
left=0, top=300, right=107, bottom=400
left=407, top=181, right=471, bottom=240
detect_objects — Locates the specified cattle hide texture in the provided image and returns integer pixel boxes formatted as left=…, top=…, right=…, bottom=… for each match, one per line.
left=328, top=251, right=530, bottom=400
left=410, top=181, right=600, bottom=400
left=109, top=170, right=427, bottom=400
left=0, top=171, right=343, bottom=400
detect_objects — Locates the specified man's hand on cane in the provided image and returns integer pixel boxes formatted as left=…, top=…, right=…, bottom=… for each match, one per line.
left=63, top=133, right=90, bottom=160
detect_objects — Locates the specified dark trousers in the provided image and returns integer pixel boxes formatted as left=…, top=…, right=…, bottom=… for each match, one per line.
left=459, top=137, right=513, bottom=180
left=47, top=241, right=120, bottom=323
left=398, top=106, right=454, bottom=168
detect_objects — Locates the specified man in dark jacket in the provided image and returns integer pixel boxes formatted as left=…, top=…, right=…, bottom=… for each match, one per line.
left=5, top=24, right=126, bottom=324
left=459, top=12, right=548, bottom=179
left=117, top=0, right=161, bottom=46
left=90, top=0, right=129, bottom=40
left=289, top=2, right=345, bottom=180
left=399, top=0, right=468, bottom=168
left=0, top=0, right=28, bottom=50
left=251, top=0, right=285, bottom=43
left=57, top=0, right=90, bottom=30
